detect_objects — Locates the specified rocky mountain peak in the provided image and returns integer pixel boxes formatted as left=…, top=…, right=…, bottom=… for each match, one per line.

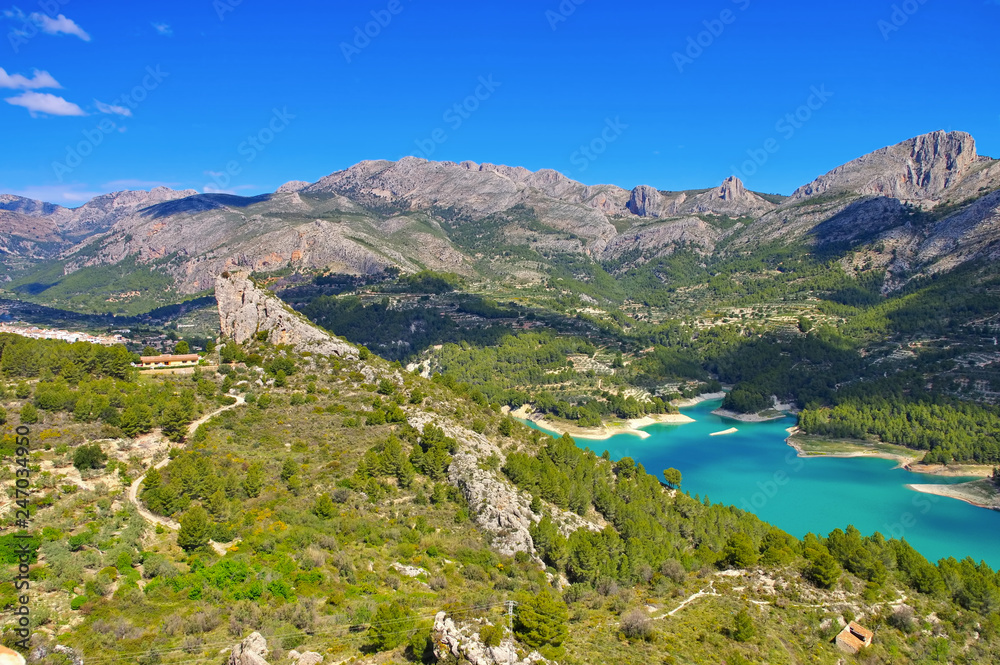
left=719, top=175, right=747, bottom=201
left=627, top=185, right=665, bottom=217
left=276, top=180, right=311, bottom=194
left=792, top=130, right=979, bottom=202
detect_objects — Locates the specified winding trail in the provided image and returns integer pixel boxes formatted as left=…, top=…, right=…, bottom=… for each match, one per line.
left=128, top=394, right=246, bottom=537
left=654, top=581, right=720, bottom=619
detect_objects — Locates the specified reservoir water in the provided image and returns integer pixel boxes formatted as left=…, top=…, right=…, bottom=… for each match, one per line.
left=525, top=399, right=1000, bottom=569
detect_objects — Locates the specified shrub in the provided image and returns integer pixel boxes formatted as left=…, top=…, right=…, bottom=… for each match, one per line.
left=73, top=444, right=107, bottom=471
left=620, top=609, right=654, bottom=641
left=70, top=596, right=88, bottom=610
left=480, top=623, right=504, bottom=647
left=19, top=403, right=39, bottom=424
left=368, top=601, right=414, bottom=651
left=888, top=606, right=916, bottom=633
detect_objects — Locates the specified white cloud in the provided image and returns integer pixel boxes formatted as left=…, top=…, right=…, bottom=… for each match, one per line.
left=0, top=67, right=61, bottom=90
left=30, top=12, right=91, bottom=41
left=151, top=22, right=172, bottom=36
left=95, top=99, right=132, bottom=117
left=5, top=91, right=86, bottom=117
left=8, top=184, right=102, bottom=205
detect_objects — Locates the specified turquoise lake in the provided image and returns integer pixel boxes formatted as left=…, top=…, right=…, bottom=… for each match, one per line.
left=523, top=399, right=1000, bottom=569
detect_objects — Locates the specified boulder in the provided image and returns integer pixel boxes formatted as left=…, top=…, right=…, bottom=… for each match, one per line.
left=228, top=632, right=269, bottom=665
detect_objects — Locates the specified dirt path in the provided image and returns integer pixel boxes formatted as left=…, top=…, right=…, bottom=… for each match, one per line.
left=128, top=395, right=245, bottom=533
left=654, top=581, right=720, bottom=619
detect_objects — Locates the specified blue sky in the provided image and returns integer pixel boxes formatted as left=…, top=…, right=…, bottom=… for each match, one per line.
left=1, top=0, right=998, bottom=206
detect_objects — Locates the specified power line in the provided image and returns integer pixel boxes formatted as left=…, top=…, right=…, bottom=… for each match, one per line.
left=504, top=599, right=518, bottom=665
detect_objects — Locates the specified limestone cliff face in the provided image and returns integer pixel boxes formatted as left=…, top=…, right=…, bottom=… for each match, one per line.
left=625, top=177, right=775, bottom=220
left=792, top=130, right=980, bottom=202
left=215, top=271, right=357, bottom=358
left=405, top=409, right=599, bottom=558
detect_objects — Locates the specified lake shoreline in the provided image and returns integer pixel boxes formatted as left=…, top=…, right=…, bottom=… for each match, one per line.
left=713, top=408, right=789, bottom=423
left=510, top=405, right=694, bottom=440
left=671, top=392, right=727, bottom=408
left=785, top=429, right=995, bottom=479
left=906, top=480, right=1000, bottom=512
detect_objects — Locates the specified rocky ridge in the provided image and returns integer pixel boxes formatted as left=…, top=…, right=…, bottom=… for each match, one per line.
left=4, top=130, right=1000, bottom=298
left=404, top=409, right=600, bottom=558
left=791, top=131, right=982, bottom=204
left=215, top=271, right=357, bottom=358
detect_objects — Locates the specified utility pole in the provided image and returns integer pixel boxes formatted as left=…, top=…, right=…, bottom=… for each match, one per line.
left=504, top=600, right=518, bottom=665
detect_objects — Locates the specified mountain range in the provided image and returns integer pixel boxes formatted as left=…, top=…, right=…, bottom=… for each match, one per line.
left=3, top=130, right=998, bottom=306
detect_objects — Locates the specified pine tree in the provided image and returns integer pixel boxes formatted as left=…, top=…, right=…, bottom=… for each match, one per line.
left=120, top=404, right=153, bottom=437
left=159, top=401, right=190, bottom=442
left=514, top=592, right=568, bottom=651
left=177, top=505, right=210, bottom=551
left=663, top=468, right=683, bottom=489
left=733, top=609, right=755, bottom=642
left=143, top=467, right=162, bottom=492
left=368, top=601, right=414, bottom=651
left=313, top=493, right=336, bottom=519
left=807, top=552, right=841, bottom=589
left=243, top=463, right=264, bottom=498
left=19, top=402, right=39, bottom=424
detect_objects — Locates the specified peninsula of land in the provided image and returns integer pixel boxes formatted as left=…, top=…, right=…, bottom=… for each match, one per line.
left=786, top=430, right=1000, bottom=510
left=509, top=406, right=694, bottom=440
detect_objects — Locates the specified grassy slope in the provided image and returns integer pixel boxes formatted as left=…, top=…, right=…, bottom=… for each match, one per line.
left=1, top=340, right=998, bottom=664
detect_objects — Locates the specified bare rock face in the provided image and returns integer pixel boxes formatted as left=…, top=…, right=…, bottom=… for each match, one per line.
left=680, top=177, right=776, bottom=217
left=215, top=271, right=357, bottom=358
left=602, top=216, right=717, bottom=261
left=627, top=185, right=665, bottom=217
left=276, top=180, right=311, bottom=194
left=433, top=612, right=550, bottom=665
left=718, top=175, right=746, bottom=201
left=228, top=632, right=269, bottom=665
left=792, top=130, right=979, bottom=202
left=405, top=410, right=599, bottom=557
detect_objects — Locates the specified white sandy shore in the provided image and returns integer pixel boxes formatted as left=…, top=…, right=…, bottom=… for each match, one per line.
left=712, top=408, right=789, bottom=423
left=671, top=392, right=726, bottom=408
left=510, top=405, right=694, bottom=440
left=906, top=481, right=1000, bottom=511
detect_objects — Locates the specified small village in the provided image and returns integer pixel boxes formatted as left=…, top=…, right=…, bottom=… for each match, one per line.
left=0, top=322, right=127, bottom=346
